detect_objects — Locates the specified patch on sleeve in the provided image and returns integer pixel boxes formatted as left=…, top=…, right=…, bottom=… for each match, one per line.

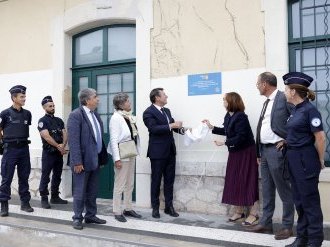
left=38, top=122, right=44, bottom=128
left=311, top=118, right=321, bottom=127
left=0, top=117, right=2, bottom=124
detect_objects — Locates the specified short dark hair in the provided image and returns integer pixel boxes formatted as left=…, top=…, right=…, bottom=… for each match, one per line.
left=259, top=72, right=277, bottom=87
left=149, top=88, right=164, bottom=103
left=225, top=92, right=245, bottom=112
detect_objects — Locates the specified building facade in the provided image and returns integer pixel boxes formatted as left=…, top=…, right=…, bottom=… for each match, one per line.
left=1, top=0, right=330, bottom=220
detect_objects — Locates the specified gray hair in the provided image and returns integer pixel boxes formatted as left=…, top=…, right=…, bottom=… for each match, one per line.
left=78, top=88, right=96, bottom=106
left=113, top=93, right=129, bottom=110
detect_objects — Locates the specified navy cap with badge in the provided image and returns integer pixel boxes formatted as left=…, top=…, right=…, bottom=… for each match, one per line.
left=9, top=85, right=26, bottom=94
left=282, top=72, right=313, bottom=88
left=41, top=96, right=53, bottom=106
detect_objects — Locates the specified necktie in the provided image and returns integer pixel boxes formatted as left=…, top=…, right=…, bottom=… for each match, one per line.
left=91, top=111, right=102, bottom=153
left=161, top=108, right=169, bottom=123
left=256, top=99, right=270, bottom=156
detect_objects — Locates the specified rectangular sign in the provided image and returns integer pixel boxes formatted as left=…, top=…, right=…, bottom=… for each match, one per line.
left=188, top=72, right=222, bottom=96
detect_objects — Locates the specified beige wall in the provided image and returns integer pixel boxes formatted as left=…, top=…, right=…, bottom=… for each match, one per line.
left=151, top=0, right=265, bottom=78
left=0, top=0, right=86, bottom=74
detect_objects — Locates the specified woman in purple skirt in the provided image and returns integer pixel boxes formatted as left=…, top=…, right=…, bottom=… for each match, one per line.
left=203, top=92, right=259, bottom=226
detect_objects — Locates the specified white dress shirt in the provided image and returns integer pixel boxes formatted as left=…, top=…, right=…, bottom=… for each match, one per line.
left=260, top=89, right=284, bottom=144
left=82, top=105, right=101, bottom=142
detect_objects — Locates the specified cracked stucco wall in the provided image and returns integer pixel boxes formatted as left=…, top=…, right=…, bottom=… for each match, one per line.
left=151, top=0, right=265, bottom=78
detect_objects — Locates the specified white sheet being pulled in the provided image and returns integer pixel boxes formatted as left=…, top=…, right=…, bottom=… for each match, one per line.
left=184, top=122, right=209, bottom=146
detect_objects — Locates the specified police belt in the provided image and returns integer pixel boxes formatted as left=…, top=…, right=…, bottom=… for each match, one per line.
left=261, top=141, right=281, bottom=148
left=287, top=143, right=313, bottom=150
left=4, top=140, right=31, bottom=148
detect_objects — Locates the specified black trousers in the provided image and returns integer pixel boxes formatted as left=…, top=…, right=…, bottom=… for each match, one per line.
left=39, top=150, right=64, bottom=197
left=150, top=154, right=176, bottom=209
left=287, top=146, right=323, bottom=246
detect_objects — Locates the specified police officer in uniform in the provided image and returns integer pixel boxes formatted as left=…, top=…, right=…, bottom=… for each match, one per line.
left=38, top=96, right=68, bottom=209
left=0, top=85, right=34, bottom=217
left=283, top=72, right=325, bottom=247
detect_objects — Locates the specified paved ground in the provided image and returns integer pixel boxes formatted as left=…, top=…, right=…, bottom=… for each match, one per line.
left=0, top=196, right=329, bottom=247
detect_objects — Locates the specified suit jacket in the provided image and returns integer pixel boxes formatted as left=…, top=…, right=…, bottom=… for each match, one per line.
left=270, top=90, right=293, bottom=139
left=67, top=106, right=106, bottom=171
left=143, top=104, right=182, bottom=159
left=212, top=111, right=255, bottom=152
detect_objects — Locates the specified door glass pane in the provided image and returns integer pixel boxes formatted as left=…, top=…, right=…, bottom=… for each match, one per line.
left=109, top=94, right=116, bottom=113
left=302, top=8, right=315, bottom=37
left=109, top=74, right=122, bottom=93
left=123, top=72, right=134, bottom=92
left=127, top=92, right=135, bottom=113
left=97, top=95, right=108, bottom=114
left=79, top=77, right=89, bottom=90
left=295, top=50, right=301, bottom=71
left=100, top=115, right=108, bottom=134
left=108, top=27, right=136, bottom=61
left=302, top=48, right=315, bottom=67
left=316, top=6, right=329, bottom=36
left=97, top=75, right=107, bottom=93
left=75, top=30, right=103, bottom=65
left=292, top=2, right=301, bottom=38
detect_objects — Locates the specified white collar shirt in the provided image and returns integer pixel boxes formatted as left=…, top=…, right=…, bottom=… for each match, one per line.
left=260, top=89, right=283, bottom=144
left=82, top=105, right=101, bottom=140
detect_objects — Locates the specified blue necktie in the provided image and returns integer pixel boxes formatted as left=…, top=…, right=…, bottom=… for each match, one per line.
left=161, top=108, right=169, bottom=123
left=91, top=111, right=102, bottom=153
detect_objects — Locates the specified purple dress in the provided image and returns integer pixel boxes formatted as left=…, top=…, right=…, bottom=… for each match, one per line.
left=212, top=112, right=259, bottom=206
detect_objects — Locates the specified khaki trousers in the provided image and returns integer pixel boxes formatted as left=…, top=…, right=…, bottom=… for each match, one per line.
left=113, top=158, right=135, bottom=215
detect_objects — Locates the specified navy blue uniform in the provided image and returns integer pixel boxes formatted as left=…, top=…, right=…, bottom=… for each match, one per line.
left=37, top=114, right=65, bottom=197
left=0, top=106, right=32, bottom=202
left=286, top=100, right=324, bottom=246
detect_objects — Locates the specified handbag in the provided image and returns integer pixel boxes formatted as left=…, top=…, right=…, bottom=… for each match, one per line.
left=118, top=140, right=138, bottom=159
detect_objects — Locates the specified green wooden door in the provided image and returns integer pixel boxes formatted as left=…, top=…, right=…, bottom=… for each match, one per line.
left=72, top=65, right=136, bottom=199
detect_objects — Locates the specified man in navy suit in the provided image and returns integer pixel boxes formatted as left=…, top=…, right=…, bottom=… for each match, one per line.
left=67, top=88, right=107, bottom=230
left=143, top=88, right=185, bottom=218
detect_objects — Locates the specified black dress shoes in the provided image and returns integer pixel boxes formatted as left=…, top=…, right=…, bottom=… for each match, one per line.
left=164, top=206, right=179, bottom=217
left=285, top=237, right=308, bottom=247
left=123, top=209, right=142, bottom=218
left=85, top=216, right=106, bottom=224
left=72, top=219, right=83, bottom=230
left=152, top=208, right=160, bottom=218
left=115, top=214, right=127, bottom=222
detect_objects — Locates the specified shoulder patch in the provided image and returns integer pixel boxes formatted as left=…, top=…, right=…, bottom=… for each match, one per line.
left=0, top=117, right=2, bottom=124
left=311, top=118, right=321, bottom=127
left=38, top=122, right=44, bottom=128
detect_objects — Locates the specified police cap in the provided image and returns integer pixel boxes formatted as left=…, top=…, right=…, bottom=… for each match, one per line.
left=9, top=85, right=26, bottom=95
left=283, top=72, right=313, bottom=88
left=41, top=95, right=53, bottom=106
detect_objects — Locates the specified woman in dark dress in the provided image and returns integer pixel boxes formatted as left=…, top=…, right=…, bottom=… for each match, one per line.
left=203, top=92, right=259, bottom=225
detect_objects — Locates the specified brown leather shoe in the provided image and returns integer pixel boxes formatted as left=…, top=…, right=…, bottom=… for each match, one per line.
left=247, top=224, right=273, bottom=234
left=275, top=228, right=293, bottom=240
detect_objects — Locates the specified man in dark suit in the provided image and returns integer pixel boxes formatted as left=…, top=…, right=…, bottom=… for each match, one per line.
left=248, top=72, right=294, bottom=240
left=67, top=88, right=107, bottom=230
left=143, top=88, right=185, bottom=218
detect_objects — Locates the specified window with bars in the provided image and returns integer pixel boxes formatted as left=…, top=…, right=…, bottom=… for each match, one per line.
left=288, top=0, right=330, bottom=165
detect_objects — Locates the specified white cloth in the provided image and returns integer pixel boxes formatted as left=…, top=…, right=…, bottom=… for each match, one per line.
left=260, top=89, right=284, bottom=144
left=184, top=123, right=209, bottom=146
left=107, top=111, right=140, bottom=162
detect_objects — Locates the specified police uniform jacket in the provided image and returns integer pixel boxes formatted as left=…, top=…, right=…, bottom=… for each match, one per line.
left=0, top=106, right=31, bottom=142
left=38, top=114, right=64, bottom=152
